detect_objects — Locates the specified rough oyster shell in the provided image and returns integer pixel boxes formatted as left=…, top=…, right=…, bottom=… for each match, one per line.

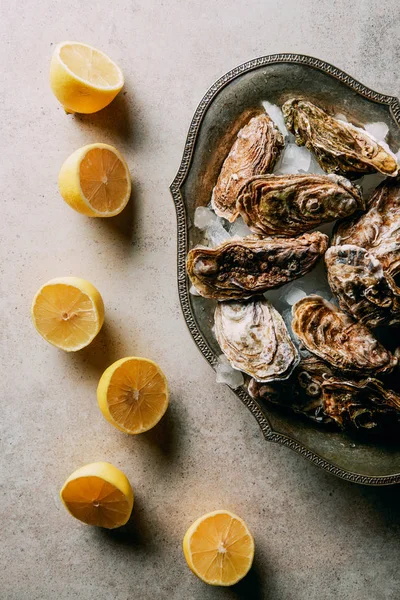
left=249, top=357, right=400, bottom=434
left=237, top=173, right=364, bottom=236
left=214, top=297, right=299, bottom=382
left=291, top=295, right=397, bottom=375
left=282, top=99, right=398, bottom=178
left=248, top=356, right=332, bottom=423
left=323, top=378, right=400, bottom=434
left=186, top=232, right=328, bottom=300
left=332, top=176, right=400, bottom=277
left=325, top=245, right=400, bottom=327
left=211, top=113, right=284, bottom=222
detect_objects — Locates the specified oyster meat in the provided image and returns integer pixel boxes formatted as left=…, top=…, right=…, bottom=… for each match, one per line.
left=214, top=297, right=299, bottom=382
left=291, top=295, right=397, bottom=375
left=325, top=245, right=400, bottom=327
left=282, top=99, right=398, bottom=178
left=248, top=356, right=333, bottom=423
left=237, top=173, right=363, bottom=236
left=211, top=113, right=284, bottom=222
left=186, top=232, right=328, bottom=300
left=249, top=357, right=400, bottom=434
left=333, top=177, right=400, bottom=277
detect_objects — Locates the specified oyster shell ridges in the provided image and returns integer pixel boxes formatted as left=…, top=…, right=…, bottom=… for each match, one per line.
left=186, top=232, right=328, bottom=300
left=215, top=297, right=299, bottom=382
left=282, top=98, right=398, bottom=178
left=211, top=113, right=284, bottom=222
left=291, top=295, right=397, bottom=375
left=325, top=244, right=400, bottom=327
left=237, top=173, right=364, bottom=236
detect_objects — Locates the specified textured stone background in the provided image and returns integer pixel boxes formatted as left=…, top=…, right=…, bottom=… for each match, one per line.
left=1, top=1, right=399, bottom=599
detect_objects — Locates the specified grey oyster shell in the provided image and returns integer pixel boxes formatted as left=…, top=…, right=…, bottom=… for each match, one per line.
left=325, top=245, right=400, bottom=327
left=291, top=295, right=397, bottom=376
left=211, top=113, right=284, bottom=222
left=332, top=176, right=400, bottom=277
left=248, top=356, right=333, bottom=423
left=214, top=297, right=299, bottom=382
left=186, top=232, right=328, bottom=300
left=249, top=357, right=400, bottom=434
left=282, top=99, right=398, bottom=178
left=237, top=173, right=364, bottom=236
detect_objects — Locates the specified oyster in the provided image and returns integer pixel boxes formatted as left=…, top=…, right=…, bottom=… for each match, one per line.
left=248, top=356, right=333, bottom=423
left=237, top=173, right=363, bottom=236
left=323, top=378, right=400, bottom=434
left=282, top=99, right=398, bottom=178
left=186, top=232, right=328, bottom=300
left=214, top=297, right=299, bottom=382
left=249, top=357, right=400, bottom=434
left=332, top=177, right=400, bottom=276
left=211, top=113, right=284, bottom=222
left=291, top=295, right=397, bottom=375
left=325, top=245, right=400, bottom=327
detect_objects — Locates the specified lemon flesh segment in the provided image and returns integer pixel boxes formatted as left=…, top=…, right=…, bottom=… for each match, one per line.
left=50, top=41, right=124, bottom=114
left=58, top=143, right=131, bottom=217
left=183, top=510, right=255, bottom=586
left=97, top=357, right=169, bottom=434
left=60, top=462, right=134, bottom=529
left=31, top=277, right=104, bottom=351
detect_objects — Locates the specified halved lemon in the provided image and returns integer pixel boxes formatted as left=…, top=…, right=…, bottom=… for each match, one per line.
left=97, top=357, right=169, bottom=434
left=60, top=462, right=134, bottom=529
left=31, top=276, right=104, bottom=351
left=50, top=41, right=124, bottom=114
left=58, top=143, right=131, bottom=217
left=183, top=510, right=255, bottom=586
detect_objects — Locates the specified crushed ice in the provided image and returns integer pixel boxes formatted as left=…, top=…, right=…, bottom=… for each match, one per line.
left=194, top=206, right=217, bottom=229
left=262, top=100, right=290, bottom=138
left=215, top=355, right=244, bottom=389
left=364, top=121, right=389, bottom=141
left=228, top=216, right=253, bottom=238
left=205, top=219, right=231, bottom=246
left=189, top=285, right=201, bottom=296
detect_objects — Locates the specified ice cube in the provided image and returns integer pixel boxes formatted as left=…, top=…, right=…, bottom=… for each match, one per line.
left=194, top=206, right=217, bottom=230
left=307, top=154, right=326, bottom=175
left=276, top=144, right=311, bottom=174
left=364, top=122, right=389, bottom=141
left=262, top=101, right=289, bottom=138
left=215, top=355, right=244, bottom=389
left=189, top=285, right=201, bottom=296
left=334, top=113, right=348, bottom=122
left=228, top=216, right=253, bottom=238
left=206, top=220, right=231, bottom=246
left=284, top=286, right=307, bottom=306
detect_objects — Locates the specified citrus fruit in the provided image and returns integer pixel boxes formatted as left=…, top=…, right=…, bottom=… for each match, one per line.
left=60, top=462, right=134, bottom=529
left=97, top=357, right=169, bottom=434
left=58, top=143, right=131, bottom=217
left=183, top=510, right=255, bottom=586
left=50, top=41, right=124, bottom=114
left=31, top=276, right=104, bottom=351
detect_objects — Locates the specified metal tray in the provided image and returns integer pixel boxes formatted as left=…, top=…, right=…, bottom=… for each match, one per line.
left=170, top=54, right=400, bottom=485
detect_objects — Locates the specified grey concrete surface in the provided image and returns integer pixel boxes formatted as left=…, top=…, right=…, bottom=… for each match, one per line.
left=1, top=1, right=400, bottom=599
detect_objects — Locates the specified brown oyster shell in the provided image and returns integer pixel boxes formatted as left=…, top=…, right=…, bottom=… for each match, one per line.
left=248, top=356, right=333, bottom=423
left=211, top=113, right=284, bottom=222
left=322, top=378, right=400, bottom=433
left=282, top=99, right=398, bottom=178
left=186, top=232, right=328, bottom=300
left=237, top=173, right=364, bottom=236
left=332, top=176, right=400, bottom=277
left=214, top=297, right=299, bottom=382
left=291, top=295, right=397, bottom=375
left=325, top=245, right=400, bottom=327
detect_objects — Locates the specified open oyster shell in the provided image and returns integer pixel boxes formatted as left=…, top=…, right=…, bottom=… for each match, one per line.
left=325, top=245, right=400, bottom=327
left=186, top=232, right=328, bottom=300
left=237, top=173, right=363, bottom=236
left=249, top=357, right=400, bottom=434
left=248, top=356, right=332, bottom=423
left=282, top=99, right=398, bottom=178
left=332, top=177, right=400, bottom=277
left=291, top=295, right=397, bottom=375
left=211, top=113, right=284, bottom=222
left=214, top=297, right=299, bottom=382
